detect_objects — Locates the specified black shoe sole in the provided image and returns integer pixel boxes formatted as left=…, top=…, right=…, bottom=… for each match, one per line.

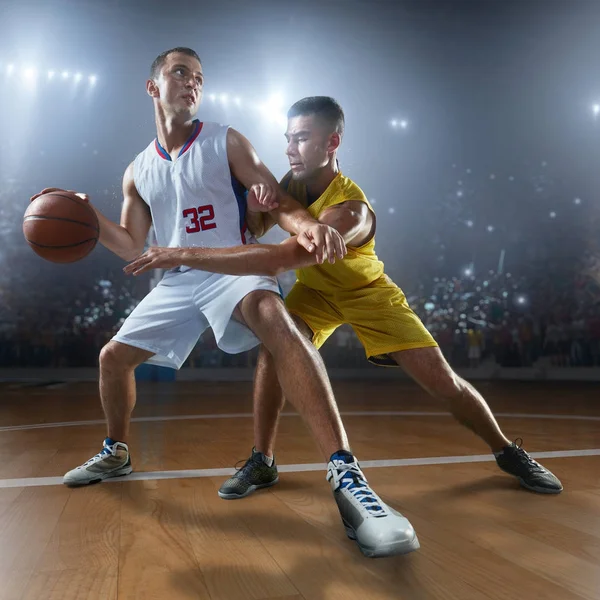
left=517, top=476, right=563, bottom=494
left=218, top=476, right=279, bottom=499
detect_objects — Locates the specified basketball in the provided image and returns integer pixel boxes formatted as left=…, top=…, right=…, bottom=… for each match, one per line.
left=23, top=191, right=100, bottom=263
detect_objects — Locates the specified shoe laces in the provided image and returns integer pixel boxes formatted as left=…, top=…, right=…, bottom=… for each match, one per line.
left=83, top=440, right=116, bottom=467
left=234, top=455, right=265, bottom=479
left=511, top=438, right=546, bottom=474
left=332, top=461, right=388, bottom=517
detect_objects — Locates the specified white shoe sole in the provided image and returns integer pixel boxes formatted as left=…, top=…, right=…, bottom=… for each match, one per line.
left=63, top=464, right=133, bottom=487
left=345, top=523, right=420, bottom=558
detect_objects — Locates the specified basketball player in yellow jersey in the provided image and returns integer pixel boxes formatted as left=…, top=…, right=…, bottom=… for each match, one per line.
left=214, top=96, right=563, bottom=499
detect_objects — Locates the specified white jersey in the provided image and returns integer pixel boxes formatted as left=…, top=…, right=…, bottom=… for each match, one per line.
left=133, top=120, right=255, bottom=251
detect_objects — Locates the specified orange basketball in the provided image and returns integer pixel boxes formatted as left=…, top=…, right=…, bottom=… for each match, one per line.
left=23, top=192, right=100, bottom=263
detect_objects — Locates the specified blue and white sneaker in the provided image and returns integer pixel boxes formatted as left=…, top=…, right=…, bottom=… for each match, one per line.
left=327, top=451, right=419, bottom=558
left=63, top=437, right=132, bottom=486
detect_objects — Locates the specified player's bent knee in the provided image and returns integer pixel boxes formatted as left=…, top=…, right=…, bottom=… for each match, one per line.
left=99, top=341, right=147, bottom=372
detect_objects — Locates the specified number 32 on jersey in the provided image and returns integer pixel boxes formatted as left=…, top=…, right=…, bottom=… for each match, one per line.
left=182, top=205, right=217, bottom=233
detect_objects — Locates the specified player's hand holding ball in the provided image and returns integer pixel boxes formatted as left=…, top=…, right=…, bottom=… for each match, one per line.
left=24, top=188, right=99, bottom=263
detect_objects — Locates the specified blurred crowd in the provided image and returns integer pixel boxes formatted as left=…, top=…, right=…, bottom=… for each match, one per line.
left=1, top=176, right=599, bottom=370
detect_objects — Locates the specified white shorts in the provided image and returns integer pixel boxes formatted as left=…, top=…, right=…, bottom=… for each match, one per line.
left=113, top=268, right=280, bottom=369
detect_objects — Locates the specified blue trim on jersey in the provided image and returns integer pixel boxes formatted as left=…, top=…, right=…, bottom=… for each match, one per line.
left=155, top=119, right=201, bottom=161
left=230, top=175, right=247, bottom=238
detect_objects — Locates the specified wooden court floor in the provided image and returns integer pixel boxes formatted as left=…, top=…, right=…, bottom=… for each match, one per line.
left=0, top=379, right=598, bottom=600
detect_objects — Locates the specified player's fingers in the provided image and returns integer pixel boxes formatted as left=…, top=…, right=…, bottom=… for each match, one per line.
left=297, top=231, right=316, bottom=253
left=324, top=230, right=337, bottom=264
left=30, top=187, right=61, bottom=202
left=314, top=230, right=326, bottom=264
left=334, top=231, right=347, bottom=260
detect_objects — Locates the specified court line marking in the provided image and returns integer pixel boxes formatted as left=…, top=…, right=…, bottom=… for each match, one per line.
left=1, top=448, right=598, bottom=489
left=1, top=411, right=600, bottom=433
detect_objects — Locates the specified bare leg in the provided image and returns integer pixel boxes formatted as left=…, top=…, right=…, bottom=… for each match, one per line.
left=99, top=341, right=154, bottom=443
left=238, top=291, right=349, bottom=459
left=253, top=315, right=313, bottom=457
left=391, top=346, right=511, bottom=453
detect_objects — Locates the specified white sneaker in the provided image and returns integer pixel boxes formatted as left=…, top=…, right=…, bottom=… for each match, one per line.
left=327, top=452, right=419, bottom=558
left=63, top=438, right=132, bottom=486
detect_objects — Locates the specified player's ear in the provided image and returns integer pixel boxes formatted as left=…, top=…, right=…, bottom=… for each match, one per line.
left=146, top=78, right=159, bottom=98
left=327, top=132, right=341, bottom=155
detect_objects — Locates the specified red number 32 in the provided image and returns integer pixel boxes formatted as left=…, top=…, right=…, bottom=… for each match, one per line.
left=182, top=204, right=217, bottom=233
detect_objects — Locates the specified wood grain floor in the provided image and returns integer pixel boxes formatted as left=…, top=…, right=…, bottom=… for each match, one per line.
left=0, top=380, right=598, bottom=600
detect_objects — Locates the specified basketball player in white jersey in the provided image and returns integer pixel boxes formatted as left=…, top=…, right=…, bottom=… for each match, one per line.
left=31, top=48, right=418, bottom=558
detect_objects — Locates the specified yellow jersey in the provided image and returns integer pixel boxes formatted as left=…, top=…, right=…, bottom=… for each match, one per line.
left=283, top=171, right=385, bottom=292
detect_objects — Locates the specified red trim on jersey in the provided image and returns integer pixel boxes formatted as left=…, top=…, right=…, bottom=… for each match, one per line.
left=179, top=121, right=204, bottom=157
left=240, top=222, right=248, bottom=245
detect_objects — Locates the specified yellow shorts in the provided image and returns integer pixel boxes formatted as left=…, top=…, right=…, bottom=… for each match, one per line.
left=285, top=275, right=438, bottom=366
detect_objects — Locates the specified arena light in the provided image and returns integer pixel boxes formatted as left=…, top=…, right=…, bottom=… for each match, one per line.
left=74, top=72, right=82, bottom=82
left=48, top=70, right=55, bottom=79
left=574, top=197, right=581, bottom=205
left=593, top=104, right=600, bottom=117
left=517, top=295, right=526, bottom=305
left=549, top=211, right=556, bottom=218
left=88, top=74, right=97, bottom=85
left=6, top=63, right=14, bottom=75
left=466, top=220, right=474, bottom=227
left=23, top=67, right=37, bottom=80
left=220, top=93, right=229, bottom=104
left=487, top=225, right=494, bottom=232
left=464, top=268, right=473, bottom=276
left=61, top=70, right=69, bottom=79
left=260, top=93, right=286, bottom=126
left=209, top=93, right=216, bottom=102
left=388, top=207, right=395, bottom=214
left=399, top=120, right=408, bottom=129
left=234, top=97, right=241, bottom=106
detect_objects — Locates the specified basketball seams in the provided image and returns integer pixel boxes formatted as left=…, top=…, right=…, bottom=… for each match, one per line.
left=23, top=215, right=100, bottom=233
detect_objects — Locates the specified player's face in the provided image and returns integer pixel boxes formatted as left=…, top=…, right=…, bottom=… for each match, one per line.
left=285, top=115, right=335, bottom=180
left=154, top=53, right=204, bottom=116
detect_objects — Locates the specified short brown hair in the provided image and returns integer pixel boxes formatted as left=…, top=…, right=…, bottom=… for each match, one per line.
left=150, top=47, right=202, bottom=80
left=287, top=96, right=345, bottom=137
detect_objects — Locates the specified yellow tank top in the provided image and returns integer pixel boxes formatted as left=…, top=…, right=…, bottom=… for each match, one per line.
left=283, top=171, right=385, bottom=292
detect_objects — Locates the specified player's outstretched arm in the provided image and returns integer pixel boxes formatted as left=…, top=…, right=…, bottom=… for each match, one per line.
left=226, top=128, right=346, bottom=264
left=123, top=237, right=316, bottom=277
left=123, top=202, right=372, bottom=277
left=29, top=163, right=152, bottom=262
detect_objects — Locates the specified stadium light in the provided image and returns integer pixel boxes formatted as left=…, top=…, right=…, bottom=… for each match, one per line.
left=593, top=104, right=600, bottom=117
left=88, top=74, right=97, bottom=85
left=62, top=70, right=69, bottom=79
left=6, top=64, right=14, bottom=75
left=74, top=72, right=82, bottom=82
left=48, top=70, right=55, bottom=79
